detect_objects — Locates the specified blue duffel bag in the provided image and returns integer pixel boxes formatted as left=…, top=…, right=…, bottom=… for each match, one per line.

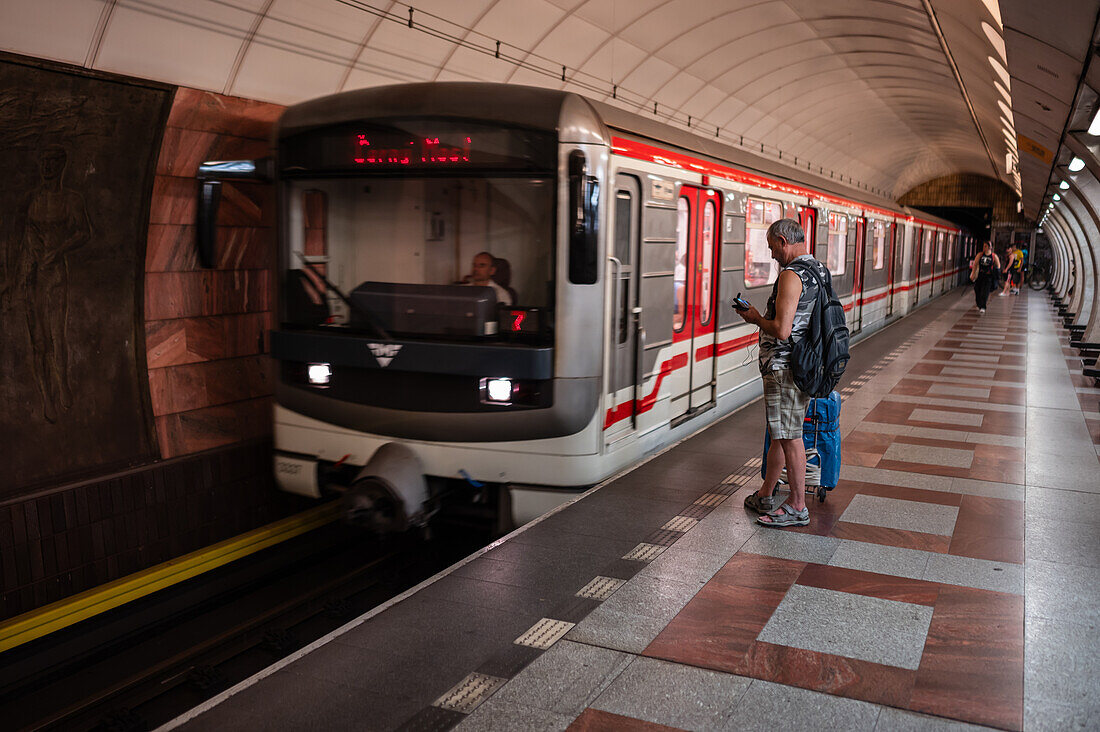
left=761, top=390, right=842, bottom=502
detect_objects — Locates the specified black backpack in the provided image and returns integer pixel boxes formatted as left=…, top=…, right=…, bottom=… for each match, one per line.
left=787, top=260, right=850, bottom=398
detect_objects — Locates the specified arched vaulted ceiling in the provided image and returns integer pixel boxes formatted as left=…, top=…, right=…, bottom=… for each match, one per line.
left=2, top=0, right=1024, bottom=199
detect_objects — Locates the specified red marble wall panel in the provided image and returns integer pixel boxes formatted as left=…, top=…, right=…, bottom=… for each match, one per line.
left=146, top=313, right=268, bottom=368
left=145, top=87, right=285, bottom=459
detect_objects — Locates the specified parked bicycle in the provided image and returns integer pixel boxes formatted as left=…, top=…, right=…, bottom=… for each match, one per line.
left=1026, top=260, right=1050, bottom=290
left=1026, top=245, right=1052, bottom=290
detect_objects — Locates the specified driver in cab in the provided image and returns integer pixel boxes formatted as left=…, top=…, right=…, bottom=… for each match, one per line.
left=461, top=251, right=513, bottom=306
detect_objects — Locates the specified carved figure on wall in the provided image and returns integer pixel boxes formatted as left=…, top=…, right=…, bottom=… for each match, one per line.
left=7, top=144, right=92, bottom=422
left=0, top=54, right=167, bottom=496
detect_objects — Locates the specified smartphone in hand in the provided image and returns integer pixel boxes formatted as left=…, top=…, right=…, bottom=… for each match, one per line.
left=731, top=292, right=751, bottom=311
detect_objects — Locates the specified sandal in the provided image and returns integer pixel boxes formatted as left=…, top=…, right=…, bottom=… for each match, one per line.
left=757, top=502, right=809, bottom=527
left=744, top=491, right=778, bottom=514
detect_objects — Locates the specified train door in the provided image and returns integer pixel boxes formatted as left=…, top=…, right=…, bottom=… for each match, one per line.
left=917, top=228, right=932, bottom=304
left=934, top=231, right=945, bottom=295
left=852, top=217, right=867, bottom=334
left=670, top=185, right=721, bottom=423
left=604, top=174, right=642, bottom=441
left=800, top=208, right=818, bottom=254
left=885, top=221, right=897, bottom=317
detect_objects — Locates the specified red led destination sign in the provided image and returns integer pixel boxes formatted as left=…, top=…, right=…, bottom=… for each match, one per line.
left=353, top=135, right=471, bottom=166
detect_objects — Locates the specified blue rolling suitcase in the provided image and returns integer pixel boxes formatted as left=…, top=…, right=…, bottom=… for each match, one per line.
left=761, top=391, right=842, bottom=502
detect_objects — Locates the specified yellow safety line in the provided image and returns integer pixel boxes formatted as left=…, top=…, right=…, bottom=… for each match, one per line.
left=0, top=502, right=339, bottom=653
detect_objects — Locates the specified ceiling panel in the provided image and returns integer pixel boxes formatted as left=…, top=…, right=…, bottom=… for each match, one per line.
left=1004, top=29, right=1081, bottom=104
left=94, top=1, right=261, bottom=92
left=0, top=0, right=104, bottom=66
left=3, top=0, right=1089, bottom=204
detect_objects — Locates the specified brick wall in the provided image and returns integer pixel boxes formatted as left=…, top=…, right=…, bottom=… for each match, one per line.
left=899, top=173, right=1024, bottom=226
left=0, top=440, right=308, bottom=620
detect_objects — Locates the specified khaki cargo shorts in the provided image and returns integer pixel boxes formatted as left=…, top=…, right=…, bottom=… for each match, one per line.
left=763, top=368, right=810, bottom=440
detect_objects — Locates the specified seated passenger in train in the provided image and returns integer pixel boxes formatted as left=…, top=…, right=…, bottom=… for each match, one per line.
left=460, top=251, right=514, bottom=306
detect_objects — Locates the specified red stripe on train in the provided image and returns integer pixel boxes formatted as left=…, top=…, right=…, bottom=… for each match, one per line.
left=605, top=330, right=757, bottom=429
left=603, top=352, right=689, bottom=429
left=695, top=333, right=758, bottom=361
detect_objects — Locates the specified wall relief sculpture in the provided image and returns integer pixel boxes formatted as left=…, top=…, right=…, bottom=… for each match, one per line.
left=0, top=55, right=170, bottom=497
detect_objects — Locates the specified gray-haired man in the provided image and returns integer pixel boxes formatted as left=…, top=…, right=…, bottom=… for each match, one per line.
left=734, top=218, right=830, bottom=527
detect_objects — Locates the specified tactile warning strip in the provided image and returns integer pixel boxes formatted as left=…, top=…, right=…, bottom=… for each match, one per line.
left=433, top=672, right=507, bottom=714
left=694, top=493, right=726, bottom=506
left=514, top=618, right=575, bottom=649
left=661, top=515, right=699, bottom=532
left=678, top=504, right=716, bottom=520
left=623, top=543, right=666, bottom=562
left=645, top=529, right=683, bottom=546
left=576, top=575, right=626, bottom=600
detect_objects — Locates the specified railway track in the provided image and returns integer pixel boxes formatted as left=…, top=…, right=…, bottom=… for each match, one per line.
left=1, top=519, right=485, bottom=731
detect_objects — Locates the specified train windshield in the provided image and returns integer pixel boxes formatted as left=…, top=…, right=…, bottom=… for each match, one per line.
left=282, top=175, right=554, bottom=340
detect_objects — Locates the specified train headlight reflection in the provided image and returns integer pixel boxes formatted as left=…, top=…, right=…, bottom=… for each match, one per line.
left=308, top=363, right=332, bottom=386
left=485, top=377, right=514, bottom=403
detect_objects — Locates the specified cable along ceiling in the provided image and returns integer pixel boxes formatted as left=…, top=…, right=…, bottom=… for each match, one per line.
left=0, top=0, right=1018, bottom=199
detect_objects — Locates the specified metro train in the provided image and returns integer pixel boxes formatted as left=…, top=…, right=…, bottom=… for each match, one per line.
left=198, top=82, right=971, bottom=533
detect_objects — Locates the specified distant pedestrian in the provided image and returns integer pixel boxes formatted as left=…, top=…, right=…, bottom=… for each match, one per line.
left=999, top=244, right=1023, bottom=296
left=970, top=242, right=1000, bottom=313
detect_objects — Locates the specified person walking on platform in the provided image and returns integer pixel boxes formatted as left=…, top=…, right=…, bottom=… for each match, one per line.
left=999, top=244, right=1023, bottom=296
left=735, top=218, right=827, bottom=527
left=970, top=242, right=1000, bottom=313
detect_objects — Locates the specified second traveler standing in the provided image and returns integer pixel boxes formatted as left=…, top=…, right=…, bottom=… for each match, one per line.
left=970, top=242, right=1000, bottom=313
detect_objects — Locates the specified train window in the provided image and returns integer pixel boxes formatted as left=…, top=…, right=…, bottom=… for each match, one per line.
left=872, top=220, right=886, bottom=270
left=303, top=190, right=327, bottom=257
left=614, top=191, right=632, bottom=263
left=282, top=176, right=554, bottom=335
left=300, top=190, right=329, bottom=309
left=745, top=198, right=781, bottom=287
left=936, top=231, right=945, bottom=262
left=674, top=196, right=690, bottom=331
left=923, top=230, right=932, bottom=264
left=700, top=198, right=716, bottom=325
left=826, top=212, right=847, bottom=275
left=614, top=188, right=634, bottom=345
left=568, top=150, right=599, bottom=284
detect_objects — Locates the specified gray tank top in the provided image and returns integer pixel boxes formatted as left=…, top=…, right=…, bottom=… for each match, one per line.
left=758, top=255, right=828, bottom=372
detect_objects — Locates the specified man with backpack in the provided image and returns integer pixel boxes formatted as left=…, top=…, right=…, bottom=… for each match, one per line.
left=735, top=218, right=847, bottom=527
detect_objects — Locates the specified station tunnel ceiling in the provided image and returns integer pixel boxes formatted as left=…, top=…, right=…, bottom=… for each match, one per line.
left=2, top=0, right=1095, bottom=216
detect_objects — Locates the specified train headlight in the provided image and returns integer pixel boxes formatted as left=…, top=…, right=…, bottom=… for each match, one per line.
left=484, top=377, right=513, bottom=403
left=308, top=362, right=332, bottom=386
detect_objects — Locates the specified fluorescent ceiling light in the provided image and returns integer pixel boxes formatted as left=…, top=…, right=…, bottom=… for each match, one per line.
left=981, top=0, right=1003, bottom=28
left=1069, top=156, right=1085, bottom=171
left=1089, top=107, right=1100, bottom=135
left=995, top=80, right=1011, bottom=103
left=982, top=22, right=1007, bottom=62
left=989, top=56, right=1011, bottom=88
left=1060, top=180, right=1070, bottom=190
left=997, top=99, right=1013, bottom=122
left=1053, top=194, right=1061, bottom=201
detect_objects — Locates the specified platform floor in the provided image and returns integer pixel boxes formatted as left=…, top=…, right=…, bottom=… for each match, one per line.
left=167, top=288, right=1099, bottom=732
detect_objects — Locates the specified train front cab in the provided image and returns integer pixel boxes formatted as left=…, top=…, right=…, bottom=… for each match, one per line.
left=265, top=84, right=624, bottom=529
